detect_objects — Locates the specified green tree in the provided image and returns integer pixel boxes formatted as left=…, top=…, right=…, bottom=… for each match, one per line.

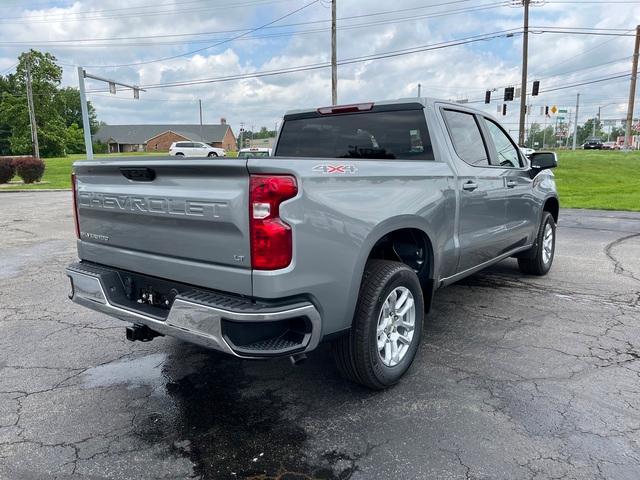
left=65, top=123, right=86, bottom=154
left=55, top=86, right=98, bottom=134
left=0, top=50, right=98, bottom=157
left=576, top=118, right=605, bottom=146
left=526, top=122, right=555, bottom=149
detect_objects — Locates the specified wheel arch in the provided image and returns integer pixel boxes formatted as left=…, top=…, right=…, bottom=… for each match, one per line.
left=348, top=217, right=438, bottom=317
left=543, top=196, right=559, bottom=223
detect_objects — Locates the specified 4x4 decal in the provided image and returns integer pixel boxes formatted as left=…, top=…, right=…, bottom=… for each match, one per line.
left=312, top=164, right=358, bottom=174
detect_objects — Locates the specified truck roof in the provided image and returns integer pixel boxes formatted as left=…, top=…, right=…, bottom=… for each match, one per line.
left=282, top=97, right=473, bottom=117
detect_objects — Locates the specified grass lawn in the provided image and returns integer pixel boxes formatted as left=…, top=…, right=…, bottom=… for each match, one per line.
left=553, top=150, right=640, bottom=212
left=2, top=150, right=639, bottom=212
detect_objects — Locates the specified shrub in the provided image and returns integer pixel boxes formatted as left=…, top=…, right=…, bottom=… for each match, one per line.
left=0, top=157, right=15, bottom=184
left=13, top=157, right=45, bottom=184
left=93, top=140, right=108, bottom=154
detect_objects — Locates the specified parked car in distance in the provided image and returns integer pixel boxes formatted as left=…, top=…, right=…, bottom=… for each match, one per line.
left=67, top=98, right=559, bottom=390
left=520, top=147, right=535, bottom=157
left=169, top=141, right=226, bottom=157
left=602, top=141, right=619, bottom=150
left=238, top=147, right=272, bottom=158
left=583, top=138, right=603, bottom=150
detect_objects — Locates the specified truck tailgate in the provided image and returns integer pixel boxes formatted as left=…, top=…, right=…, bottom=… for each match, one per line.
left=73, top=158, right=252, bottom=295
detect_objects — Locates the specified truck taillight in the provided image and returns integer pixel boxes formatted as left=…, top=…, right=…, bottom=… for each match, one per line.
left=71, top=173, right=80, bottom=239
left=249, top=175, right=297, bottom=270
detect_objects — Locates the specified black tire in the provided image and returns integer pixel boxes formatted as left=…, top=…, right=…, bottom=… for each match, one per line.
left=332, top=260, right=424, bottom=390
left=518, top=212, right=556, bottom=275
left=208, top=152, right=218, bottom=157
left=175, top=152, right=184, bottom=156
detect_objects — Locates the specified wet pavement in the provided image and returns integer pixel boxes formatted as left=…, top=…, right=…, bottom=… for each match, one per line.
left=0, top=191, right=639, bottom=480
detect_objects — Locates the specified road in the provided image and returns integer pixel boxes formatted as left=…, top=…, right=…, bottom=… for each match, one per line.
left=1, top=192, right=639, bottom=480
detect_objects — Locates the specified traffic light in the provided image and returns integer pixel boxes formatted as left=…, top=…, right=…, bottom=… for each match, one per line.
left=545, top=106, right=549, bottom=116
left=502, top=104, right=507, bottom=116
left=532, top=80, right=540, bottom=96
left=504, top=87, right=514, bottom=102
left=485, top=90, right=491, bottom=104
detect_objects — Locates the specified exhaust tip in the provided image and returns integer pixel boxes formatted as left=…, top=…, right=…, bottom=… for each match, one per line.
left=289, top=353, right=307, bottom=366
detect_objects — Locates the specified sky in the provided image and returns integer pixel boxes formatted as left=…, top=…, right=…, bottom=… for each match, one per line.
left=0, top=0, right=639, bottom=137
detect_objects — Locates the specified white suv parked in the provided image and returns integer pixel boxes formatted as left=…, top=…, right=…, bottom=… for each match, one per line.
left=169, top=141, right=226, bottom=157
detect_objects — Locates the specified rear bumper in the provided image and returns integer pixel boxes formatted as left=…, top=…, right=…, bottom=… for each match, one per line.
left=65, top=262, right=322, bottom=358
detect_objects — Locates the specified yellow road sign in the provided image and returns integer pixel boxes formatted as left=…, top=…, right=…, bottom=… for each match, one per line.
left=550, top=105, right=558, bottom=114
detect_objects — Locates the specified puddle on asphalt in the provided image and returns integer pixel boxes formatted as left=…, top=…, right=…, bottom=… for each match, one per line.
left=83, top=353, right=168, bottom=394
left=82, top=348, right=361, bottom=478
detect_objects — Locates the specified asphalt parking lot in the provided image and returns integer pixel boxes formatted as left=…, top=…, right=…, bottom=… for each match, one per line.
left=1, top=191, right=639, bottom=480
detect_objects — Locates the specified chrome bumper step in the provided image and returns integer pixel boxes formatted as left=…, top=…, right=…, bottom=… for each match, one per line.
left=65, top=262, right=321, bottom=358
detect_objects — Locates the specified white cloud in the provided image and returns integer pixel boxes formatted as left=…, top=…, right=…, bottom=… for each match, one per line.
left=0, top=0, right=638, bottom=132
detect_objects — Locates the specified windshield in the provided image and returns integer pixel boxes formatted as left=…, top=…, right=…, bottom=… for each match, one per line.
left=275, top=109, right=434, bottom=160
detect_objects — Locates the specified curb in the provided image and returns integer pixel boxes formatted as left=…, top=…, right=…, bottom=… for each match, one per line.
left=0, top=188, right=71, bottom=193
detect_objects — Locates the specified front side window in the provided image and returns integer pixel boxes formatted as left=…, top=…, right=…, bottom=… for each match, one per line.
left=484, top=119, right=522, bottom=168
left=443, top=110, right=489, bottom=167
left=275, top=109, right=434, bottom=160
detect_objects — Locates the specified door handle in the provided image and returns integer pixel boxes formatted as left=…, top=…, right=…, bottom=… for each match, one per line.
left=462, top=181, right=478, bottom=192
left=506, top=180, right=517, bottom=188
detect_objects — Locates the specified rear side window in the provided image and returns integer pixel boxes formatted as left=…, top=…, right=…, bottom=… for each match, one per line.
left=175, top=142, right=189, bottom=148
left=275, top=109, right=434, bottom=160
left=443, top=110, right=489, bottom=167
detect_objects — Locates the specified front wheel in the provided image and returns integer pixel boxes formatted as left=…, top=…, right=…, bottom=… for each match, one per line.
left=332, top=260, right=424, bottom=390
left=518, top=212, right=556, bottom=275
left=208, top=152, right=218, bottom=157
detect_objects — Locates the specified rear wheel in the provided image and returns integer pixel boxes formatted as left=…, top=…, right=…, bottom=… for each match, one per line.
left=333, top=260, right=424, bottom=390
left=518, top=212, right=556, bottom=275
left=208, top=152, right=218, bottom=157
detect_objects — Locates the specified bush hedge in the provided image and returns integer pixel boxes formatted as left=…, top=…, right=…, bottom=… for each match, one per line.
left=0, top=157, right=15, bottom=184
left=13, top=157, right=45, bottom=184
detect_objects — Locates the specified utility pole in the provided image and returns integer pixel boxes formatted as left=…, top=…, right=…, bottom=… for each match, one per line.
left=518, top=0, right=530, bottom=146
left=25, top=56, right=40, bottom=158
left=417, top=83, right=421, bottom=97
left=572, top=93, right=580, bottom=151
left=624, top=24, right=640, bottom=149
left=331, top=0, right=337, bottom=105
left=199, top=99, right=203, bottom=141
left=592, top=106, right=600, bottom=138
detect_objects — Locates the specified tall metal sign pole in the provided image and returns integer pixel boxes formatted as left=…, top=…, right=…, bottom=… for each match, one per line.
left=25, top=56, right=40, bottom=158
left=624, top=24, right=640, bottom=149
left=78, top=67, right=144, bottom=160
left=518, top=0, right=530, bottom=147
left=77, top=67, right=94, bottom=160
left=331, top=0, right=337, bottom=105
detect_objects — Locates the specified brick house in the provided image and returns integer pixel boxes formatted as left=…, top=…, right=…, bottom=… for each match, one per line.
left=93, top=121, right=237, bottom=153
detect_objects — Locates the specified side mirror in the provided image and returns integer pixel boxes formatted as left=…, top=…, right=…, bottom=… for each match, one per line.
left=530, top=152, right=557, bottom=170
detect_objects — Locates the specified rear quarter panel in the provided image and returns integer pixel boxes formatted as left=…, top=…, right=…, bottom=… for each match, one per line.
left=248, top=157, right=457, bottom=336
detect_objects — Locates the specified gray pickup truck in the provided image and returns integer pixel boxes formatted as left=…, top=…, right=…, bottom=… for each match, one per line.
left=66, top=98, right=559, bottom=389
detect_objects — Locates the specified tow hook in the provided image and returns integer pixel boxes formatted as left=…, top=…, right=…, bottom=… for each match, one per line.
left=289, top=353, right=307, bottom=366
left=126, top=324, right=163, bottom=342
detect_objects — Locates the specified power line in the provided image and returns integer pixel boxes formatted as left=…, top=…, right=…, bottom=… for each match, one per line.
left=126, top=28, right=522, bottom=90
left=1, top=1, right=503, bottom=46
left=6, top=4, right=509, bottom=49
left=0, top=0, right=295, bottom=24
left=80, top=0, right=321, bottom=68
